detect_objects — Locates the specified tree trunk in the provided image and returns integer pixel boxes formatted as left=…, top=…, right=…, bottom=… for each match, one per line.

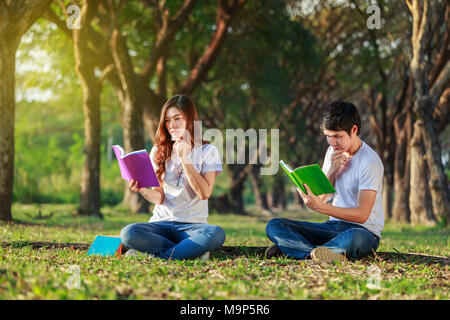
left=210, top=164, right=248, bottom=214
left=142, top=87, right=165, bottom=143
left=407, top=0, right=449, bottom=225
left=409, top=120, right=436, bottom=226
left=271, top=175, right=286, bottom=210
left=110, top=29, right=149, bottom=213
left=417, top=97, right=450, bottom=224
left=0, top=0, right=53, bottom=221
left=120, top=88, right=149, bottom=213
left=73, top=1, right=102, bottom=218
left=78, top=78, right=102, bottom=217
left=0, top=40, right=17, bottom=222
left=382, top=176, right=393, bottom=221
left=392, top=110, right=412, bottom=222
left=249, top=165, right=269, bottom=210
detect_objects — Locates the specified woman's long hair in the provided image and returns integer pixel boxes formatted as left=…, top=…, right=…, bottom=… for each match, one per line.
left=153, top=95, right=208, bottom=182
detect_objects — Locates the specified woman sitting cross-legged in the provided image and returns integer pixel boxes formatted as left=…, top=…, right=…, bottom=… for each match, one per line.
left=120, top=95, right=225, bottom=260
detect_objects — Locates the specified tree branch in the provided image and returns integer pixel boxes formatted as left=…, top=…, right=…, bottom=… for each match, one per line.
left=430, top=60, right=450, bottom=101
left=139, top=0, right=197, bottom=84
left=5, top=0, right=53, bottom=38
left=97, top=63, right=115, bottom=85
left=405, top=0, right=413, bottom=13
left=177, top=0, right=246, bottom=95
left=43, top=7, right=73, bottom=39
left=429, top=2, right=449, bottom=87
left=0, top=1, right=9, bottom=27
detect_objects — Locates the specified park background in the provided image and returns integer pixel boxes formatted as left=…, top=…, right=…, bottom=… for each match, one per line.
left=0, top=0, right=449, bottom=300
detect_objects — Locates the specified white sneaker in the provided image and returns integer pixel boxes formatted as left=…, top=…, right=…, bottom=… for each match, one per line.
left=124, top=249, right=153, bottom=258
left=198, top=251, right=210, bottom=261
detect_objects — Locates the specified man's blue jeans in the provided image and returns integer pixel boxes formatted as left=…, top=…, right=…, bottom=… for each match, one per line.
left=266, top=218, right=379, bottom=260
left=120, top=221, right=226, bottom=260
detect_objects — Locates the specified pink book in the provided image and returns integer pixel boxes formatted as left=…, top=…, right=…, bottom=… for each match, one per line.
left=112, top=145, right=160, bottom=188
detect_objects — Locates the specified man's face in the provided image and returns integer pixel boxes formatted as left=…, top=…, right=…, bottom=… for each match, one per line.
left=323, top=125, right=358, bottom=153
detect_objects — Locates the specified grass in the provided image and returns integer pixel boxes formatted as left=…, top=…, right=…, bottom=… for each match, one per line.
left=0, top=203, right=448, bottom=300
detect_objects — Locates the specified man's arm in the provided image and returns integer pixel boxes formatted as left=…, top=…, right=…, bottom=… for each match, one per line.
left=299, top=185, right=377, bottom=224
left=316, top=189, right=377, bottom=224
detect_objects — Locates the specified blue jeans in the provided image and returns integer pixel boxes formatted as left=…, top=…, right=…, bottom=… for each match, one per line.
left=120, top=221, right=226, bottom=260
left=266, top=218, right=379, bottom=260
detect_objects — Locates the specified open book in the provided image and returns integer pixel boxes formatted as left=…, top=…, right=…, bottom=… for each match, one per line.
left=112, top=145, right=160, bottom=188
left=280, top=160, right=336, bottom=196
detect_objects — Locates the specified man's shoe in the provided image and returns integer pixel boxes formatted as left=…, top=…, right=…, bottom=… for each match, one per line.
left=265, top=245, right=284, bottom=259
left=310, top=247, right=347, bottom=262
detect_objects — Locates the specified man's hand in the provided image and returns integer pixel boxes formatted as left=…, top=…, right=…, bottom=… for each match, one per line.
left=298, top=184, right=326, bottom=212
left=329, top=150, right=352, bottom=177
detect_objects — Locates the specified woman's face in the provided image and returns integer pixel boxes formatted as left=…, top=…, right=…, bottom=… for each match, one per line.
left=165, top=107, right=187, bottom=141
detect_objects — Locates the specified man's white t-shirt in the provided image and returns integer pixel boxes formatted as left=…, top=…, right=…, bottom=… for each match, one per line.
left=149, top=143, right=222, bottom=224
left=322, top=140, right=384, bottom=238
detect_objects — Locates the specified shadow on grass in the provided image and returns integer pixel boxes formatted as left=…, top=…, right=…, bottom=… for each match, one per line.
left=9, top=216, right=127, bottom=232
left=2, top=241, right=449, bottom=266
left=360, top=251, right=450, bottom=266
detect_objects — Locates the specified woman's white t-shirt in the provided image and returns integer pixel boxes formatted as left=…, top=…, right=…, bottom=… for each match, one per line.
left=321, top=140, right=384, bottom=238
left=149, top=143, right=222, bottom=224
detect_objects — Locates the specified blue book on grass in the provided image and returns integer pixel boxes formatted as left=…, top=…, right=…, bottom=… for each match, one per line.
left=87, top=235, right=123, bottom=256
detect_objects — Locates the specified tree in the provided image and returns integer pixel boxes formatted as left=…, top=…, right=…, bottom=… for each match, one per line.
left=44, top=0, right=119, bottom=217
left=73, top=0, right=115, bottom=217
left=0, top=0, right=53, bottom=221
left=197, top=0, right=324, bottom=213
left=406, top=0, right=449, bottom=225
left=349, top=0, right=413, bottom=221
left=102, top=0, right=245, bottom=212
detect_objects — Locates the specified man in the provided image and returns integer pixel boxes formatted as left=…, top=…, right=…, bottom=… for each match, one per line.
left=265, top=101, right=384, bottom=262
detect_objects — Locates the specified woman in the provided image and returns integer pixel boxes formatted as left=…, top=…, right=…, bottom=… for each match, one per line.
left=120, top=95, right=225, bottom=260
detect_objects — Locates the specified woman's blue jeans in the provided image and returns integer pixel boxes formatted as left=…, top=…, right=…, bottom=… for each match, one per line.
left=266, top=218, right=379, bottom=260
left=120, top=221, right=226, bottom=260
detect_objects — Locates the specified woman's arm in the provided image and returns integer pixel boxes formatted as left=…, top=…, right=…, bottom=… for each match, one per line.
left=129, top=180, right=164, bottom=205
left=173, top=140, right=219, bottom=200
left=140, top=187, right=165, bottom=205
left=181, top=163, right=217, bottom=200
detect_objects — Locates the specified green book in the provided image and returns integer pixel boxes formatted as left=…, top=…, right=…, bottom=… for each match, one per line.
left=279, top=160, right=336, bottom=196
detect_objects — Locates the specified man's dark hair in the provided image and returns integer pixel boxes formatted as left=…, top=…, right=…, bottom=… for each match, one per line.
left=319, top=101, right=361, bottom=136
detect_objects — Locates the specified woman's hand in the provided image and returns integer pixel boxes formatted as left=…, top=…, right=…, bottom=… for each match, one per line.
left=129, top=179, right=141, bottom=193
left=173, top=140, right=192, bottom=163
left=130, top=180, right=165, bottom=205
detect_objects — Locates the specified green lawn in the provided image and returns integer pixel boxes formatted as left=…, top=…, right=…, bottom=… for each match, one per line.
left=0, top=203, right=448, bottom=300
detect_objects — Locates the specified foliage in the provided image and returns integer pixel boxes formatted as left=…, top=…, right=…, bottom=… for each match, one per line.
left=10, top=0, right=449, bottom=213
